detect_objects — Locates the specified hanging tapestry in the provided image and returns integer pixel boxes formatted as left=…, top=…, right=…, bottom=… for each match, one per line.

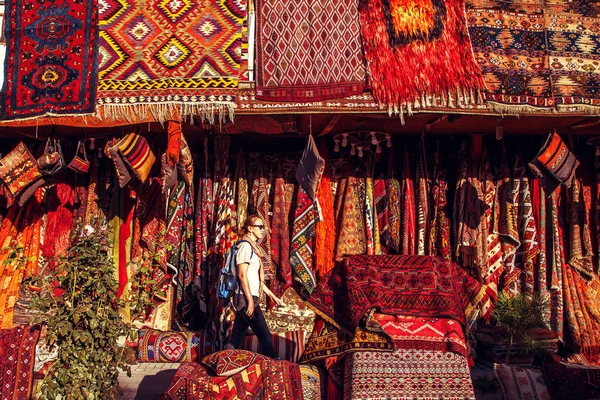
left=0, top=325, right=40, bottom=400
left=415, top=144, right=430, bottom=256
left=531, top=178, right=551, bottom=326
left=548, top=190, right=564, bottom=339
left=270, top=163, right=293, bottom=298
left=97, top=0, right=245, bottom=123
left=429, top=149, right=451, bottom=260
left=290, top=186, right=317, bottom=294
left=358, top=0, right=485, bottom=116
left=401, top=146, right=416, bottom=255
left=386, top=154, right=402, bottom=253
left=466, top=1, right=553, bottom=113
left=255, top=0, right=366, bottom=101
left=195, top=139, right=213, bottom=280
left=336, top=174, right=367, bottom=260
left=2, top=0, right=99, bottom=119
left=546, top=0, right=600, bottom=113
left=569, top=178, right=595, bottom=280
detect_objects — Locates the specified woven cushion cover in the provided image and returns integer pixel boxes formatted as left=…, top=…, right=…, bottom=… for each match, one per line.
left=201, top=349, right=269, bottom=377
left=136, top=328, right=200, bottom=362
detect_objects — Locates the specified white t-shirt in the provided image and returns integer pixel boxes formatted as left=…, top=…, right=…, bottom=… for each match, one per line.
left=236, top=241, right=261, bottom=297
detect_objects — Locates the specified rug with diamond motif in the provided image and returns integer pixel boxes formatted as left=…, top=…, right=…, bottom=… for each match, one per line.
left=255, top=0, right=367, bottom=101
left=0, top=325, right=41, bottom=400
left=2, top=0, right=99, bottom=120
left=96, top=0, right=245, bottom=123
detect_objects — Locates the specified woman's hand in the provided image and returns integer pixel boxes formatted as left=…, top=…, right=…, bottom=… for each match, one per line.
left=272, top=296, right=285, bottom=308
left=246, top=297, right=255, bottom=318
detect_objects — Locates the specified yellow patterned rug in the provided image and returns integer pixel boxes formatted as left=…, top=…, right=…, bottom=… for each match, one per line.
left=96, top=0, right=245, bottom=123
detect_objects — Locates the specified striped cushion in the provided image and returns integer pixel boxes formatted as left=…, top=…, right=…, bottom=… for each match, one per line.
left=242, top=330, right=306, bottom=363
left=529, top=132, right=579, bottom=194
left=117, top=133, right=156, bottom=183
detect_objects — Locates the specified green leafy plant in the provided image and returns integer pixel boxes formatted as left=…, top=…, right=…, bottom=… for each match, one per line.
left=29, top=226, right=133, bottom=400
left=491, top=292, right=548, bottom=364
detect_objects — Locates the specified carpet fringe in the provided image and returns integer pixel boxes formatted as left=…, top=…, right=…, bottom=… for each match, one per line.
left=556, top=104, right=600, bottom=115
left=487, top=101, right=554, bottom=116
left=95, top=102, right=235, bottom=125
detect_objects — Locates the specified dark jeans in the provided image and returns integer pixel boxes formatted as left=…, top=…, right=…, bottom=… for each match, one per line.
left=229, top=296, right=276, bottom=359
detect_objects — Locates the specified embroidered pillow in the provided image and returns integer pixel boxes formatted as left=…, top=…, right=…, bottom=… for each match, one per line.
left=117, top=133, right=156, bottom=183
left=529, top=132, right=579, bottom=194
left=201, top=349, right=269, bottom=377
left=296, top=135, right=325, bottom=200
left=242, top=331, right=306, bottom=363
left=495, top=365, right=550, bottom=400
left=106, top=142, right=131, bottom=188
left=0, top=142, right=43, bottom=198
left=136, top=328, right=200, bottom=362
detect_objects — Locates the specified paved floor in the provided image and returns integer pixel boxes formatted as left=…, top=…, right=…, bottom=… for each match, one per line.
left=117, top=363, right=180, bottom=400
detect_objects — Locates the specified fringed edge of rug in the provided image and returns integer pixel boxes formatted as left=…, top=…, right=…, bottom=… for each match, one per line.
left=487, top=101, right=555, bottom=116
left=95, top=102, right=236, bottom=125
left=385, top=87, right=485, bottom=124
left=556, top=104, right=600, bottom=116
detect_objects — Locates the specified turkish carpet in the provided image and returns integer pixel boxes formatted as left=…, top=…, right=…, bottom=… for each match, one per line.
left=466, top=0, right=553, bottom=113
left=358, top=0, right=485, bottom=115
left=255, top=0, right=366, bottom=101
left=299, top=316, right=395, bottom=363
left=97, top=0, right=245, bottom=123
left=546, top=0, right=600, bottom=113
left=374, top=313, right=470, bottom=358
left=542, top=354, right=600, bottom=400
left=290, top=186, right=318, bottom=294
left=0, top=325, right=41, bottom=400
left=344, top=348, right=475, bottom=400
left=307, top=255, right=483, bottom=335
left=159, top=359, right=308, bottom=399
left=2, top=0, right=99, bottom=119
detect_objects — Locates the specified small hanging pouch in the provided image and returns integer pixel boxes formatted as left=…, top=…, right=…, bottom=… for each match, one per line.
left=38, top=138, right=66, bottom=176
left=68, top=141, right=90, bottom=173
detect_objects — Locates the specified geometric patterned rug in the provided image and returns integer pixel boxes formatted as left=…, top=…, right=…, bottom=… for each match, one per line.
left=96, top=0, right=245, bottom=123
left=255, top=0, right=366, bottom=101
left=2, top=0, right=99, bottom=120
left=0, top=325, right=41, bottom=400
left=467, top=0, right=600, bottom=115
left=344, top=348, right=476, bottom=400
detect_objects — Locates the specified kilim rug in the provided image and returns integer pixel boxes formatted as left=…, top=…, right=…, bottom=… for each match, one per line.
left=2, top=0, right=99, bottom=119
left=0, top=325, right=41, bottom=400
left=344, top=348, right=475, bottom=400
left=466, top=0, right=553, bottom=113
left=546, top=0, right=600, bottom=113
left=542, top=354, right=600, bottom=400
left=159, top=359, right=307, bottom=399
left=374, top=313, right=470, bottom=358
left=358, top=0, right=485, bottom=118
left=96, top=0, right=245, bottom=123
left=255, top=0, right=366, bottom=101
left=307, top=255, right=484, bottom=334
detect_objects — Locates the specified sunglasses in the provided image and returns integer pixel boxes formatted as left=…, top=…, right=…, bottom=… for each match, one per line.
left=250, top=224, right=266, bottom=230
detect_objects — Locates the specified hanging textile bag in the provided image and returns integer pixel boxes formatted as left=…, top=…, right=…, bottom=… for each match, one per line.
left=67, top=141, right=90, bottom=173
left=38, top=138, right=66, bottom=176
left=0, top=142, right=45, bottom=207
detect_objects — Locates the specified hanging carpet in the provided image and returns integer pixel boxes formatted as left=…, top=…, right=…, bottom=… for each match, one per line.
left=96, top=0, right=245, bottom=123
left=358, top=0, right=485, bottom=116
left=466, top=0, right=553, bottom=113
left=0, top=325, right=40, bottom=400
left=2, top=0, right=99, bottom=119
left=255, top=0, right=366, bottom=101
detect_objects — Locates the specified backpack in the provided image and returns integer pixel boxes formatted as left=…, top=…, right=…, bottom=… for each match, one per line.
left=218, top=240, right=253, bottom=299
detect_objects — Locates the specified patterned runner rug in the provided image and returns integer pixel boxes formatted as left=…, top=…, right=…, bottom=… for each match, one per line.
left=2, top=0, right=99, bottom=120
left=0, top=325, right=40, bottom=400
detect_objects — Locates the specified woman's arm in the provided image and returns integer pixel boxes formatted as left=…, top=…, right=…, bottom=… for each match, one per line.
left=262, top=285, right=285, bottom=307
left=237, top=262, right=255, bottom=318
